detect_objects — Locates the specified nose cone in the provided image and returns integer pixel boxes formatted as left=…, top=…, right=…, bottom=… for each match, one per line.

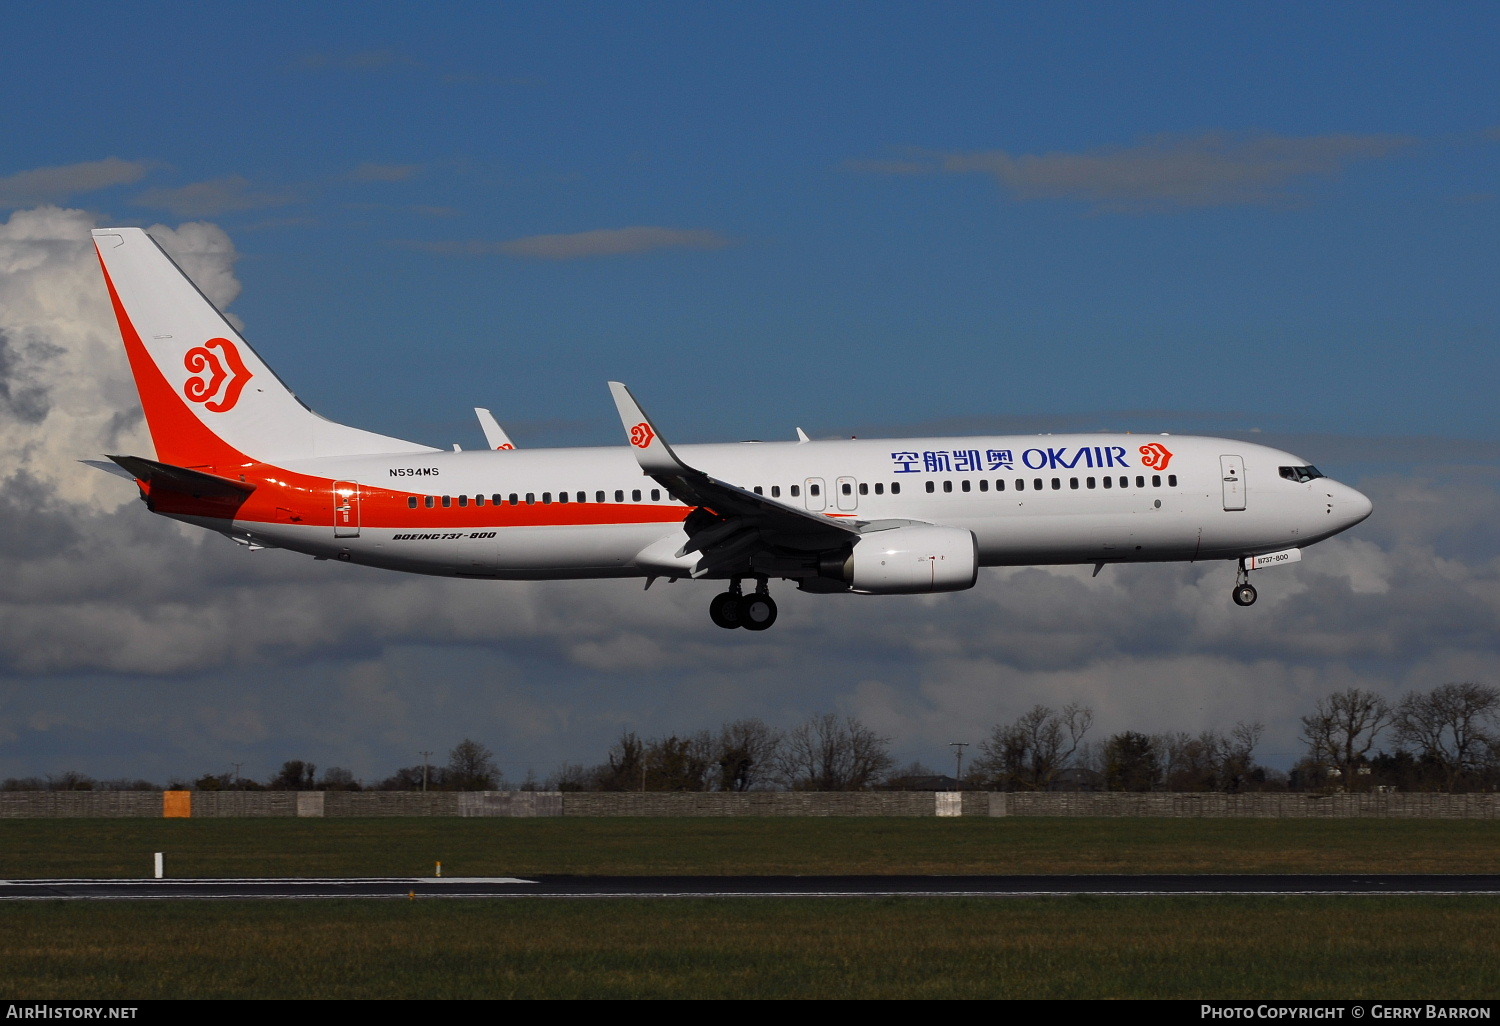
left=1332, top=481, right=1373, bottom=531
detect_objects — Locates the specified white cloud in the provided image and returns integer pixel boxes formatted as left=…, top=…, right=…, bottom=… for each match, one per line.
left=0, top=207, right=239, bottom=507
left=0, top=159, right=151, bottom=208
left=134, top=176, right=300, bottom=218
left=855, top=132, right=1416, bottom=211
left=409, top=227, right=734, bottom=259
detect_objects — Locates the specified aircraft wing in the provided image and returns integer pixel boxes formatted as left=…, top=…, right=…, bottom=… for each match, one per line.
left=608, top=382, right=860, bottom=568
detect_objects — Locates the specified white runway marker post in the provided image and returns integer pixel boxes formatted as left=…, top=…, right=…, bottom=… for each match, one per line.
left=154, top=852, right=163, bottom=879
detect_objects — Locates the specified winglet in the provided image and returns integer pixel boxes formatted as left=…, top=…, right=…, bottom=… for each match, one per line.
left=474, top=408, right=517, bottom=450
left=608, top=381, right=688, bottom=476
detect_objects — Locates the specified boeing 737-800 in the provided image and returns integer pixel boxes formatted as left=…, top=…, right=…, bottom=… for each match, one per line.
left=88, top=227, right=1373, bottom=631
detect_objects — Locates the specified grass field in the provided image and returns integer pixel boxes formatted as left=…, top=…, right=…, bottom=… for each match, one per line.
left=5, top=896, right=1498, bottom=999
left=2, top=817, right=1498, bottom=999
left=3, top=816, right=1499, bottom=877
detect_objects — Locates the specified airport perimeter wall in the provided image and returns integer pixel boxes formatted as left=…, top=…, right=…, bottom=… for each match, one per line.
left=1, top=790, right=1498, bottom=818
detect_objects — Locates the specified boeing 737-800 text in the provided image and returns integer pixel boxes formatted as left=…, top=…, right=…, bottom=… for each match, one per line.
left=88, top=227, right=1373, bottom=631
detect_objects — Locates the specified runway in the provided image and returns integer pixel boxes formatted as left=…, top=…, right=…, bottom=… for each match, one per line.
left=4, top=874, right=1500, bottom=900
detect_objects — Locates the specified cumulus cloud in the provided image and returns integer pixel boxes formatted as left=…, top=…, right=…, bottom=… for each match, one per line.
left=2, top=207, right=143, bottom=504
left=0, top=207, right=1495, bottom=782
left=0, top=159, right=151, bottom=209
left=852, top=132, right=1416, bottom=211
left=408, top=226, right=734, bottom=259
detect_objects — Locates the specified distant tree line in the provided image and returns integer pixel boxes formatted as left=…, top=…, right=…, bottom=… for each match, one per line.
left=1294, top=683, right=1500, bottom=793
left=0, top=740, right=507, bottom=794
left=6, top=683, right=1497, bottom=794
left=549, top=715, right=893, bottom=793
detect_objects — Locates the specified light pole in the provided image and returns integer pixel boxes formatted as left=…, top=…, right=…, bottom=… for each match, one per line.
left=420, top=751, right=431, bottom=792
left=948, top=742, right=968, bottom=789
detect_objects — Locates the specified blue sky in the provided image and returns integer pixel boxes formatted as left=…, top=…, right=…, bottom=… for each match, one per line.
left=0, top=3, right=1497, bottom=784
left=6, top=2, right=1497, bottom=445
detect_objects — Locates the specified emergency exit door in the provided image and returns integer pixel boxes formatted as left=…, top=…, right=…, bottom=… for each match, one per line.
left=334, top=481, right=361, bottom=537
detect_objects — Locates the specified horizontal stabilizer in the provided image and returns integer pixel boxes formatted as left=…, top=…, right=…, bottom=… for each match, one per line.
left=107, top=454, right=256, bottom=500
left=80, top=459, right=139, bottom=482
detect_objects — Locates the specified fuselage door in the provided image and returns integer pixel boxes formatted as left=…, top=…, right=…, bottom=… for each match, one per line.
left=1219, top=456, right=1246, bottom=511
left=835, top=476, right=859, bottom=511
left=334, top=480, right=361, bottom=537
left=804, top=477, right=827, bottom=512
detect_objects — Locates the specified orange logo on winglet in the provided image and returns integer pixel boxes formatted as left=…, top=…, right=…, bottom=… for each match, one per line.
left=1139, top=442, right=1174, bottom=471
left=183, top=338, right=253, bottom=413
left=630, top=422, right=655, bottom=448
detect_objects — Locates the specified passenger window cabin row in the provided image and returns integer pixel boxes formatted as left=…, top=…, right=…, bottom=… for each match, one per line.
left=403, top=474, right=1179, bottom=508
left=925, top=474, right=1178, bottom=493
left=408, top=488, right=664, bottom=509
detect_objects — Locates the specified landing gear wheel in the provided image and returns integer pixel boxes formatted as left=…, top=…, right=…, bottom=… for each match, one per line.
left=709, top=592, right=743, bottom=629
left=1233, top=583, right=1258, bottom=607
left=739, top=594, right=778, bottom=631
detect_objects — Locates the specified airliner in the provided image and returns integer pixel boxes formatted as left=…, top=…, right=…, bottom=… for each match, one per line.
left=88, top=227, right=1373, bottom=631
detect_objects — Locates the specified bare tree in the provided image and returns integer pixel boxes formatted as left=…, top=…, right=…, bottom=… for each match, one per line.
left=270, top=760, right=317, bottom=790
left=1221, top=721, right=1265, bottom=791
left=715, top=718, right=783, bottom=792
left=974, top=704, right=1093, bottom=791
left=1300, top=688, right=1393, bottom=791
left=545, top=762, right=595, bottom=792
left=319, top=767, right=361, bottom=791
left=774, top=713, right=894, bottom=791
left=642, top=734, right=713, bottom=791
left=46, top=770, right=97, bottom=791
left=376, top=765, right=441, bottom=790
left=1160, top=722, right=1265, bottom=791
left=447, top=739, right=500, bottom=791
left=1394, top=683, right=1500, bottom=791
left=1158, top=731, right=1215, bottom=791
left=594, top=731, right=646, bottom=791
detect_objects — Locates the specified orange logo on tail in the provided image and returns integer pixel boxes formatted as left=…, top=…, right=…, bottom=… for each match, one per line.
left=1139, top=442, right=1174, bottom=471
left=183, top=338, right=253, bottom=413
left=630, top=422, right=655, bottom=448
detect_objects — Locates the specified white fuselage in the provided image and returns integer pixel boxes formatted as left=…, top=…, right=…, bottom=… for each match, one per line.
left=184, top=432, right=1371, bottom=582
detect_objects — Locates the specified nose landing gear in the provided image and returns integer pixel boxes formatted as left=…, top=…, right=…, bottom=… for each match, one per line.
left=709, top=577, right=778, bottom=631
left=1232, top=560, right=1258, bottom=606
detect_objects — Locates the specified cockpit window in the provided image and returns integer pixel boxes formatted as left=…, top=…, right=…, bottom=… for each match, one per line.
left=1279, top=465, right=1324, bottom=483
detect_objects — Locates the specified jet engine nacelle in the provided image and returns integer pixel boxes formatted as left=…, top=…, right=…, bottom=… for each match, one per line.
left=823, top=524, right=979, bottom=595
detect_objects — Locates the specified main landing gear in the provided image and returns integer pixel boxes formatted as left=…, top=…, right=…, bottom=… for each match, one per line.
left=1232, top=560, right=1258, bottom=607
left=709, top=578, right=778, bottom=631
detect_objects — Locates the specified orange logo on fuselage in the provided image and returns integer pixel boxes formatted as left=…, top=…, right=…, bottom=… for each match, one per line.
left=630, top=422, right=655, bottom=448
left=1139, top=442, right=1174, bottom=471
left=183, top=337, right=253, bottom=413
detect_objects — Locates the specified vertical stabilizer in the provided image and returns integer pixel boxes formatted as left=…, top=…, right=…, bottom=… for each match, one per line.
left=92, top=228, right=435, bottom=466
